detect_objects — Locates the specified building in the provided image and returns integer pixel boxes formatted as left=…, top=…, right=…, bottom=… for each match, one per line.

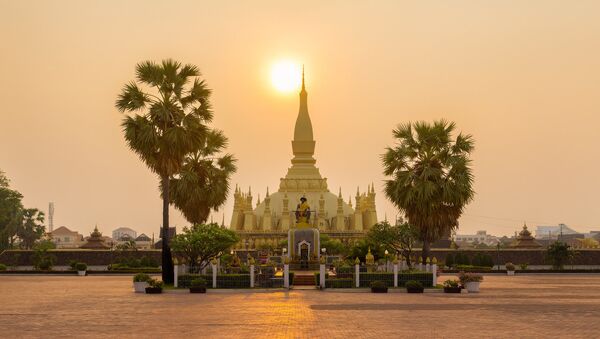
left=135, top=234, right=152, bottom=249
left=48, top=226, right=84, bottom=249
left=112, top=227, right=137, bottom=241
left=535, top=224, right=579, bottom=239
left=454, top=230, right=498, bottom=246
left=80, top=226, right=111, bottom=250
left=228, top=72, right=378, bottom=249
left=511, top=223, right=543, bottom=248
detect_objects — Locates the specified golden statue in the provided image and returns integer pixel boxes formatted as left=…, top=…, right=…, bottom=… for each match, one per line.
left=295, top=196, right=311, bottom=227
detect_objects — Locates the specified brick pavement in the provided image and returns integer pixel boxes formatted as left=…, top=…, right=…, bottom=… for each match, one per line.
left=1, top=274, right=599, bottom=338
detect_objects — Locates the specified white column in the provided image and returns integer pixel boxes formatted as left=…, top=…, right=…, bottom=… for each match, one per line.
left=319, top=264, right=326, bottom=289
left=355, top=264, right=360, bottom=288
left=250, top=264, right=255, bottom=288
left=426, top=263, right=431, bottom=273
left=212, top=263, right=217, bottom=288
left=174, top=264, right=179, bottom=288
left=393, top=263, right=398, bottom=287
left=418, top=263, right=423, bottom=271
left=284, top=264, right=290, bottom=289
left=432, top=264, right=437, bottom=287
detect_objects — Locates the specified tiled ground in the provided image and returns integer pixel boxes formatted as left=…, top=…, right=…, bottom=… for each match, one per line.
left=1, top=274, right=599, bottom=338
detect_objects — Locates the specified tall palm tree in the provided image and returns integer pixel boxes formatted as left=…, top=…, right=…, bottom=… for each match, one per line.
left=116, top=59, right=211, bottom=283
left=169, top=129, right=237, bottom=224
left=382, top=120, right=474, bottom=262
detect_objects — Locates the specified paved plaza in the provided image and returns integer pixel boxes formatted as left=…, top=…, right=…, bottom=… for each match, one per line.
left=1, top=274, right=599, bottom=338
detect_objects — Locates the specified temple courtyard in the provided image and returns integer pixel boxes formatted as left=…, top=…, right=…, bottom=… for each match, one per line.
left=1, top=275, right=599, bottom=338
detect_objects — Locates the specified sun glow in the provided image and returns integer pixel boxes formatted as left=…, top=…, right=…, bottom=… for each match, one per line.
left=271, top=61, right=302, bottom=93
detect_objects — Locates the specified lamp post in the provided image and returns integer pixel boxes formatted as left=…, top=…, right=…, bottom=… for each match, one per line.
left=496, top=241, right=501, bottom=271
left=282, top=247, right=287, bottom=259
left=384, top=249, right=389, bottom=272
left=321, top=248, right=327, bottom=264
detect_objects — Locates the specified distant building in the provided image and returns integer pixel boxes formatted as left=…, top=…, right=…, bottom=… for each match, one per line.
left=512, top=223, right=543, bottom=248
left=135, top=234, right=152, bottom=249
left=48, top=226, right=84, bottom=249
left=454, top=230, right=498, bottom=246
left=80, top=226, right=111, bottom=250
left=535, top=224, right=579, bottom=239
left=112, top=227, right=137, bottom=241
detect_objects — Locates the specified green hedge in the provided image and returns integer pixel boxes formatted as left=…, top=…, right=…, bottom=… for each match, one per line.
left=358, top=273, right=394, bottom=287
left=326, top=278, right=353, bottom=288
left=397, top=272, right=433, bottom=287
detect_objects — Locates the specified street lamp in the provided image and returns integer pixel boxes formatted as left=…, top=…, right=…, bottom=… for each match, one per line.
left=282, top=247, right=287, bottom=258
left=384, top=249, right=389, bottom=272
left=321, top=248, right=327, bottom=264
left=496, top=240, right=501, bottom=271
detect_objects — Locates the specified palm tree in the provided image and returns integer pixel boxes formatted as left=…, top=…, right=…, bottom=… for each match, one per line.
left=116, top=59, right=211, bottom=283
left=382, top=120, right=474, bottom=262
left=169, top=129, right=237, bottom=224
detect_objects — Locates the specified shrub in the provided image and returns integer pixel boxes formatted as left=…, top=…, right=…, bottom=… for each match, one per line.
left=133, top=273, right=151, bottom=283
left=370, top=281, right=386, bottom=289
left=326, top=279, right=353, bottom=288
left=443, top=279, right=459, bottom=288
left=140, top=256, right=159, bottom=268
left=547, top=241, right=575, bottom=269
left=0, top=263, right=6, bottom=271
left=445, top=253, right=454, bottom=268
left=37, top=258, right=54, bottom=271
left=458, top=271, right=483, bottom=285
left=519, top=263, right=528, bottom=270
left=69, top=260, right=79, bottom=271
left=147, top=279, right=164, bottom=288
left=405, top=280, right=423, bottom=289
left=190, top=278, right=207, bottom=287
left=75, top=263, right=87, bottom=271
left=455, top=264, right=492, bottom=271
left=505, top=262, right=515, bottom=271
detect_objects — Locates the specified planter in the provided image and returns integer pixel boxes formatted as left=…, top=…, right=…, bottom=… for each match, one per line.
left=443, top=287, right=461, bottom=293
left=464, top=281, right=481, bottom=293
left=77, top=271, right=86, bottom=276
left=507, top=271, right=515, bottom=276
left=371, top=287, right=388, bottom=293
left=407, top=287, right=424, bottom=293
left=145, top=287, right=163, bottom=294
left=133, top=282, right=149, bottom=293
left=189, top=287, right=207, bottom=293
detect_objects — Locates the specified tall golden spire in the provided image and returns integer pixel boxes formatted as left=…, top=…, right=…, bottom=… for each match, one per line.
left=291, top=66, right=315, bottom=165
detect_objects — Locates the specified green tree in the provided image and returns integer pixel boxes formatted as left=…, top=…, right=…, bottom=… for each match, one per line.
left=382, top=120, right=475, bottom=263
left=170, top=223, right=239, bottom=272
left=547, top=241, right=574, bottom=269
left=16, top=208, right=45, bottom=249
left=0, top=170, right=24, bottom=249
left=169, top=132, right=237, bottom=224
left=367, top=221, right=418, bottom=268
left=116, top=59, right=213, bottom=283
left=320, top=234, right=348, bottom=256
left=31, top=239, right=56, bottom=271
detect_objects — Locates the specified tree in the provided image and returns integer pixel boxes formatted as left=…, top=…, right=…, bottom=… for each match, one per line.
left=116, top=59, right=213, bottom=283
left=320, top=234, right=348, bottom=256
left=367, top=221, right=418, bottom=268
left=547, top=241, right=575, bottom=269
left=16, top=208, right=45, bottom=249
left=169, top=130, right=237, bottom=224
left=170, top=223, right=239, bottom=272
left=382, top=120, right=475, bottom=263
left=0, top=170, right=24, bottom=249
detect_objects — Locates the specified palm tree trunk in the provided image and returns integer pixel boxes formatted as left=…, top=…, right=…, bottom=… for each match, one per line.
left=161, top=175, right=174, bottom=284
left=422, top=241, right=431, bottom=265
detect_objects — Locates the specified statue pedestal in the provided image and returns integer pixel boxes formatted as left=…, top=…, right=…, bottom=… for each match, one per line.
left=288, top=227, right=320, bottom=268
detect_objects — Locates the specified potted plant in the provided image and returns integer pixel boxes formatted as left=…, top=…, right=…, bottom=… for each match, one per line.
left=145, top=279, right=164, bottom=294
left=458, top=271, right=483, bottom=293
left=133, top=273, right=151, bottom=293
left=443, top=279, right=461, bottom=293
left=519, top=263, right=528, bottom=271
left=370, top=280, right=388, bottom=293
left=405, top=280, right=424, bottom=293
left=505, top=262, right=515, bottom=276
left=189, top=278, right=207, bottom=294
left=75, top=262, right=87, bottom=276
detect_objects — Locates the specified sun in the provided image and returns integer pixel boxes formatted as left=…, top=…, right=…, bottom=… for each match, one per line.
left=271, top=61, right=302, bottom=93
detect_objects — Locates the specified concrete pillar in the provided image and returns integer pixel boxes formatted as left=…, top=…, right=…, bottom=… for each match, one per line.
left=319, top=264, right=326, bottom=289
left=212, top=263, right=217, bottom=288
left=250, top=264, right=255, bottom=288
left=284, top=264, right=290, bottom=289
left=174, top=264, right=179, bottom=288
left=418, top=263, right=423, bottom=271
left=432, top=264, right=438, bottom=287
left=355, top=264, right=360, bottom=288
left=393, top=263, right=398, bottom=287
left=426, top=263, right=431, bottom=273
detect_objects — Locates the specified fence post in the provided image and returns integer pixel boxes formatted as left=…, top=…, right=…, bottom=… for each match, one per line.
left=319, top=264, right=326, bottom=289
left=393, top=263, right=398, bottom=287
left=355, top=257, right=360, bottom=288
left=284, top=264, right=290, bottom=289
left=432, top=264, right=437, bottom=287
left=211, top=261, right=217, bottom=288
left=250, top=264, right=255, bottom=288
left=174, top=264, right=179, bottom=288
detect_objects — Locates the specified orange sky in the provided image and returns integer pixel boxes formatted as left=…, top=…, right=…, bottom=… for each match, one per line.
left=1, top=1, right=599, bottom=237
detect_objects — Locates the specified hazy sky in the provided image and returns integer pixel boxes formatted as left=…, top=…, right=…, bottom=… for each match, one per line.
left=1, top=1, right=599, bottom=238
